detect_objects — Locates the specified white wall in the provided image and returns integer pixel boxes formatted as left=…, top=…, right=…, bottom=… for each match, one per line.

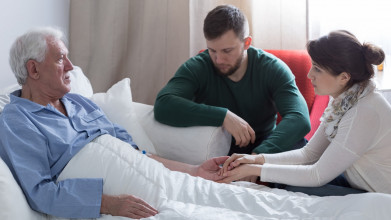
left=251, top=0, right=307, bottom=50
left=0, top=0, right=70, bottom=89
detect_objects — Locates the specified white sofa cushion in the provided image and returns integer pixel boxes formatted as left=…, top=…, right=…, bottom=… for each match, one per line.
left=88, top=78, right=230, bottom=165
left=0, top=84, right=20, bottom=114
left=133, top=102, right=231, bottom=165
left=0, top=158, right=46, bottom=220
left=69, top=66, right=94, bottom=97
left=90, top=78, right=157, bottom=154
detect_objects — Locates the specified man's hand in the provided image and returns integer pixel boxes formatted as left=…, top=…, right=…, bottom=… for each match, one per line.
left=223, top=110, right=256, bottom=147
left=100, top=194, right=158, bottom=218
left=195, top=156, right=229, bottom=181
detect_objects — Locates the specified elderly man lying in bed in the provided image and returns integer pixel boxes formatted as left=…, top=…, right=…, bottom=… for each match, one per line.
left=0, top=27, right=230, bottom=219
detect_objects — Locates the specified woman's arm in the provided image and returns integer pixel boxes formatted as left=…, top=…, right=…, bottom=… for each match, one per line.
left=221, top=123, right=331, bottom=176
left=261, top=105, right=379, bottom=187
left=263, top=122, right=331, bottom=165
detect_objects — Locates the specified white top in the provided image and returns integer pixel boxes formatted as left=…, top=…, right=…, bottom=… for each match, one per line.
left=261, top=91, right=391, bottom=193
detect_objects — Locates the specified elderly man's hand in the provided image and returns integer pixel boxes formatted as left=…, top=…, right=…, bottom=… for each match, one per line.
left=100, top=194, right=158, bottom=218
left=223, top=110, right=256, bottom=147
left=195, top=156, right=229, bottom=181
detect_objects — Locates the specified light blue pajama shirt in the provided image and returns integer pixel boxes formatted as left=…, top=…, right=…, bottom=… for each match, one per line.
left=0, top=90, right=137, bottom=218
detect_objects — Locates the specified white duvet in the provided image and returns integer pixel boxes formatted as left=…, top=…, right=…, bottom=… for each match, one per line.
left=53, top=135, right=391, bottom=220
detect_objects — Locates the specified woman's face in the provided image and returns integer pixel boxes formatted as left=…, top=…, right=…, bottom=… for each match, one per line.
left=307, top=62, right=350, bottom=98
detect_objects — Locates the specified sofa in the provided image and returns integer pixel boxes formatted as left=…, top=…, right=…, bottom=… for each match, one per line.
left=133, top=49, right=329, bottom=164
left=136, top=49, right=330, bottom=160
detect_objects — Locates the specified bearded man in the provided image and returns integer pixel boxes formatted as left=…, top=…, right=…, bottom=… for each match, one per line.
left=154, top=5, right=310, bottom=182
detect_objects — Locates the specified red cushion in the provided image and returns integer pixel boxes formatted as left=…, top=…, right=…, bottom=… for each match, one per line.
left=265, top=50, right=315, bottom=111
left=265, top=50, right=329, bottom=140
left=305, top=95, right=329, bottom=140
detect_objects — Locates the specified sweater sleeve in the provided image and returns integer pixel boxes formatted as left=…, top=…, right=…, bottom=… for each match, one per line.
left=261, top=104, right=379, bottom=187
left=154, top=60, right=227, bottom=127
left=253, top=61, right=311, bottom=154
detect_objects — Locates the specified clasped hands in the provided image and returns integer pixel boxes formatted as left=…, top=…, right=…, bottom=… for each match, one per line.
left=215, top=153, right=265, bottom=184
left=190, top=153, right=265, bottom=184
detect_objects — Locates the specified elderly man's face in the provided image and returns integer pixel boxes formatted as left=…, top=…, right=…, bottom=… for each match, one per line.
left=35, top=38, right=73, bottom=98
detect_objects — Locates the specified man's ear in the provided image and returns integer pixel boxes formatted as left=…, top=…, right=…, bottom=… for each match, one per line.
left=243, top=36, right=252, bottom=50
left=26, top=60, right=40, bottom=80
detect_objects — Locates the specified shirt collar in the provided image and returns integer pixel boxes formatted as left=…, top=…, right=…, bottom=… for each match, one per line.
left=10, top=90, right=72, bottom=115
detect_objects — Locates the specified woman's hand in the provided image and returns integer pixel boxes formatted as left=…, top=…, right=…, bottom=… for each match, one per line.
left=220, top=153, right=265, bottom=175
left=217, top=164, right=262, bottom=184
left=100, top=194, right=158, bottom=218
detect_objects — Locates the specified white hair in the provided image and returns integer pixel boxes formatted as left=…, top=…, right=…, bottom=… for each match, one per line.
left=9, top=27, right=66, bottom=85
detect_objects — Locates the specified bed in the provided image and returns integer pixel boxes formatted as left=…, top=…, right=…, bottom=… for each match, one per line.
left=1, top=66, right=391, bottom=220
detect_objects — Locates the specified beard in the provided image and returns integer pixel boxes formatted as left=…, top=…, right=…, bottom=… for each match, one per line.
left=213, top=54, right=244, bottom=77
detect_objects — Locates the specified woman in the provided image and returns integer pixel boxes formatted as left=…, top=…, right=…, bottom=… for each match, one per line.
left=220, top=30, right=391, bottom=196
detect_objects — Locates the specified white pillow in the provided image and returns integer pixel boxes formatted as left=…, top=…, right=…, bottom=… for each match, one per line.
left=0, top=158, right=46, bottom=220
left=69, top=66, right=94, bottom=98
left=132, top=102, right=231, bottom=165
left=0, top=66, right=93, bottom=114
left=0, top=84, right=20, bottom=114
left=90, top=78, right=156, bottom=154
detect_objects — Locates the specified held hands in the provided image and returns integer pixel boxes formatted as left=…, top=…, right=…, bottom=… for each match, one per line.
left=194, top=156, right=260, bottom=183
left=218, top=164, right=262, bottom=184
left=218, top=153, right=265, bottom=183
left=100, top=194, right=158, bottom=219
left=223, top=110, right=256, bottom=147
left=221, top=153, right=265, bottom=174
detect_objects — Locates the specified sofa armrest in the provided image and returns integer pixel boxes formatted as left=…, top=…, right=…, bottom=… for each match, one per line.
left=133, top=102, right=231, bottom=165
left=305, top=95, right=330, bottom=140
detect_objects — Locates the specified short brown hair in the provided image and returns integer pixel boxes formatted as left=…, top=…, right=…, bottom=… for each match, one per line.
left=203, top=5, right=247, bottom=41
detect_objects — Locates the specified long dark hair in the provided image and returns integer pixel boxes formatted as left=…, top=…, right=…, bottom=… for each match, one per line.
left=307, top=30, right=385, bottom=87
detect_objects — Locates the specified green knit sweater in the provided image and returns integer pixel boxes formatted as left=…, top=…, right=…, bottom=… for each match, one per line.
left=155, top=47, right=310, bottom=154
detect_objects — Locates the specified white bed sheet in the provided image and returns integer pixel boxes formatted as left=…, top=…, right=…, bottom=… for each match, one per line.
left=53, top=134, right=391, bottom=220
